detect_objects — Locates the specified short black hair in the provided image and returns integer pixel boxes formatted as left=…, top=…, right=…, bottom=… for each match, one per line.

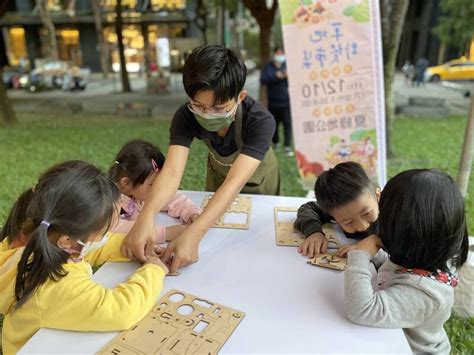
left=109, top=140, right=165, bottom=187
left=315, top=162, right=373, bottom=213
left=274, top=46, right=284, bottom=53
left=182, top=44, right=246, bottom=105
left=379, top=169, right=468, bottom=272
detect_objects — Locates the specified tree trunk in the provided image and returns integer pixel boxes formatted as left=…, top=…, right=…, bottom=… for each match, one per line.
left=37, top=0, right=59, bottom=60
left=457, top=92, right=474, bottom=197
left=92, top=0, right=110, bottom=78
left=142, top=23, right=150, bottom=78
left=0, top=69, right=17, bottom=124
left=194, top=0, right=208, bottom=44
left=242, top=0, right=279, bottom=68
left=115, top=0, right=131, bottom=92
left=437, top=42, right=446, bottom=65
left=216, top=0, right=225, bottom=45
left=258, top=22, right=272, bottom=104
left=258, top=22, right=272, bottom=67
left=414, top=0, right=433, bottom=61
left=380, top=0, right=409, bottom=158
left=242, top=0, right=278, bottom=105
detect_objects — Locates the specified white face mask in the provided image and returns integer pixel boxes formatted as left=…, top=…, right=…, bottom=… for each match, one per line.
left=274, top=55, right=286, bottom=64
left=77, top=233, right=109, bottom=258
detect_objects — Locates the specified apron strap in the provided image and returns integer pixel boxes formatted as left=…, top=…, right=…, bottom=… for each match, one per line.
left=234, top=105, right=244, bottom=150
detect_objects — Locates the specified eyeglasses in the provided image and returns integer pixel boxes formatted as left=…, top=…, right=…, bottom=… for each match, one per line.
left=187, top=101, right=236, bottom=116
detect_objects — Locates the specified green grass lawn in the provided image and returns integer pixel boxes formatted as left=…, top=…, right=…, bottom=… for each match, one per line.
left=0, top=112, right=473, bottom=353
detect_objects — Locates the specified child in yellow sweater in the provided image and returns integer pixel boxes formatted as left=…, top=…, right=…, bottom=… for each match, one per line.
left=0, top=161, right=168, bottom=355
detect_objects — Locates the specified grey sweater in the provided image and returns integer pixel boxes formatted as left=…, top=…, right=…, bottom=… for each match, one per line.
left=345, top=250, right=453, bottom=354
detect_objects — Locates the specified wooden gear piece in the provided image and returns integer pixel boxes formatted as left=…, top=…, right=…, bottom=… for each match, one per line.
left=99, top=289, right=245, bottom=355
left=308, top=254, right=347, bottom=271
left=274, top=207, right=305, bottom=246
left=201, top=195, right=252, bottom=230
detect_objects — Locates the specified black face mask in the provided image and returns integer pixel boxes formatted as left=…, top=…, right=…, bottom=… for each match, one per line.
left=343, top=219, right=379, bottom=240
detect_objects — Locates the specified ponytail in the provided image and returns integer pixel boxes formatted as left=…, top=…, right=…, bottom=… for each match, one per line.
left=15, top=221, right=68, bottom=309
left=1, top=188, right=34, bottom=244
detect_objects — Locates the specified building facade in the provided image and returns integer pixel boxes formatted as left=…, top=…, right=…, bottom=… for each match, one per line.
left=0, top=0, right=201, bottom=72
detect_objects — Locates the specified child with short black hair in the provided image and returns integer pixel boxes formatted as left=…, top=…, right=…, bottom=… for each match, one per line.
left=343, top=169, right=468, bottom=353
left=294, top=162, right=379, bottom=257
left=108, top=140, right=202, bottom=243
left=0, top=161, right=168, bottom=354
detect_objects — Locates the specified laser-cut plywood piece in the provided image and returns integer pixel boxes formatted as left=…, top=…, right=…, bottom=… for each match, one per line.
left=99, top=289, right=245, bottom=355
left=308, top=254, right=347, bottom=271
left=322, top=225, right=342, bottom=250
left=274, top=207, right=305, bottom=246
left=274, top=207, right=343, bottom=248
left=201, top=195, right=252, bottom=230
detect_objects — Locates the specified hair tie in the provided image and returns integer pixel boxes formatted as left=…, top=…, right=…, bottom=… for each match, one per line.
left=114, top=161, right=120, bottom=165
left=40, top=220, right=50, bottom=228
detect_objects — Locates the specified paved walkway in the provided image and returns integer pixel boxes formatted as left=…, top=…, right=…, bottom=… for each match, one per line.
left=8, top=71, right=261, bottom=118
left=7, top=71, right=471, bottom=118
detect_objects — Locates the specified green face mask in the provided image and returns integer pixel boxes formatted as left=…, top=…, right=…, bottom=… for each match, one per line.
left=191, top=101, right=240, bottom=132
left=194, top=113, right=235, bottom=132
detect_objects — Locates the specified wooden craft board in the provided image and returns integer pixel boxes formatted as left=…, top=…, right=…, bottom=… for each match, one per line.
left=201, top=195, right=252, bottom=230
left=99, top=289, right=245, bottom=355
left=274, top=207, right=342, bottom=248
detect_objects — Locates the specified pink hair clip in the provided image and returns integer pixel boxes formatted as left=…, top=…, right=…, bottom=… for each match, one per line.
left=151, top=159, right=160, bottom=172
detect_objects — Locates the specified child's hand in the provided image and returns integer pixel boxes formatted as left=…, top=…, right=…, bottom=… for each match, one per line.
left=188, top=213, right=200, bottom=224
left=339, top=235, right=381, bottom=257
left=145, top=254, right=169, bottom=275
left=336, top=243, right=358, bottom=257
left=298, top=232, right=328, bottom=257
left=154, top=244, right=165, bottom=257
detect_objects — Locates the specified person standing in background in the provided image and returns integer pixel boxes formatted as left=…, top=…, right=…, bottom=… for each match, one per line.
left=261, top=47, right=293, bottom=157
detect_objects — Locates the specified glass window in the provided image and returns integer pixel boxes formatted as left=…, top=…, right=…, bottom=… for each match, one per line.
left=7, top=27, right=28, bottom=67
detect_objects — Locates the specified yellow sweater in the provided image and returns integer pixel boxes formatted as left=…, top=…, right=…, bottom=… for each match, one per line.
left=0, top=234, right=165, bottom=355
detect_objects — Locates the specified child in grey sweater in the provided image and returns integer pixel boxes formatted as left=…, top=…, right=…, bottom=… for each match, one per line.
left=341, top=169, right=469, bottom=353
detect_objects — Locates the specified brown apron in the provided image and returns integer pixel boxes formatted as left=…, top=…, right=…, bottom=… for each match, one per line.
left=202, top=106, right=281, bottom=195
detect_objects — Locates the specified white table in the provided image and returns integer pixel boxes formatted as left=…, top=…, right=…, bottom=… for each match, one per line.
left=19, top=191, right=411, bottom=354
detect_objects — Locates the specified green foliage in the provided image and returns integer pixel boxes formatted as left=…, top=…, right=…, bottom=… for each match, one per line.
left=434, top=0, right=474, bottom=51
left=445, top=314, right=474, bottom=354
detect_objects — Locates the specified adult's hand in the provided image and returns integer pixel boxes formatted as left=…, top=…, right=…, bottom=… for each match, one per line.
left=161, top=228, right=202, bottom=274
left=122, top=145, right=190, bottom=262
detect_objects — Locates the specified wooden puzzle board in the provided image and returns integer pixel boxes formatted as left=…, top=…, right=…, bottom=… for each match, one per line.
left=99, top=289, right=245, bottom=355
left=308, top=254, right=347, bottom=271
left=274, top=207, right=304, bottom=246
left=274, top=207, right=342, bottom=248
left=201, top=195, right=252, bottom=230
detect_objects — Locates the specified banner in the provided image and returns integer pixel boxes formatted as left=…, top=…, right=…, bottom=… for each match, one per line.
left=280, top=0, right=386, bottom=189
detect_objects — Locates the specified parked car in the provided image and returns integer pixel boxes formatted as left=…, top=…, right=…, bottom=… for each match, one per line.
left=425, top=58, right=474, bottom=82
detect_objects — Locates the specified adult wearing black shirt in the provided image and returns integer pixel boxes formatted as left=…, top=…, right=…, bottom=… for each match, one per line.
left=123, top=45, right=280, bottom=273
